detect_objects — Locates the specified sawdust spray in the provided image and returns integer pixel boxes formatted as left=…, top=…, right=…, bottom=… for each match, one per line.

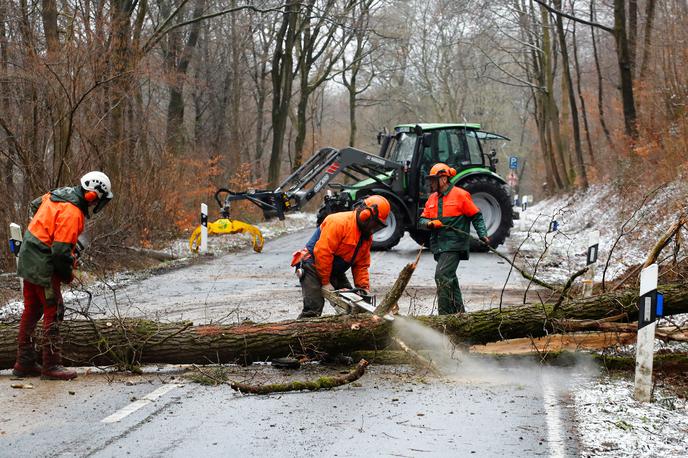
left=392, top=316, right=599, bottom=390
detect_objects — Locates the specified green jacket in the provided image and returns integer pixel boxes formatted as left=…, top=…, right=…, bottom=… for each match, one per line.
left=418, top=183, right=488, bottom=256
left=17, top=186, right=88, bottom=287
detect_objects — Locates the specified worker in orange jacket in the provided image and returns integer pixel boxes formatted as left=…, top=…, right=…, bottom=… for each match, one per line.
left=13, top=172, right=113, bottom=380
left=295, top=195, right=390, bottom=319
left=419, top=163, right=489, bottom=314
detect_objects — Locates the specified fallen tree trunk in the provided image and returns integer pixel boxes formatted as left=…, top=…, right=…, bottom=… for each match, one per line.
left=0, top=315, right=390, bottom=370
left=1, top=283, right=686, bottom=370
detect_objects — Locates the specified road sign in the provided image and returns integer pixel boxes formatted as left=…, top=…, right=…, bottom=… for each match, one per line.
left=507, top=171, right=518, bottom=188
left=509, top=156, right=518, bottom=170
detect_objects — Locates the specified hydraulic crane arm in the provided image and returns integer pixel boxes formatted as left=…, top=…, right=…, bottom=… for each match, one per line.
left=215, top=147, right=404, bottom=220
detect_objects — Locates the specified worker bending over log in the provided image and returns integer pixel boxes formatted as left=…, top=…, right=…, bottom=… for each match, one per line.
left=419, top=163, right=489, bottom=314
left=292, top=195, right=390, bottom=318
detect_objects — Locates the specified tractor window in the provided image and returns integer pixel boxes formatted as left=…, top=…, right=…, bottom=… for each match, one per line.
left=466, top=130, right=484, bottom=165
left=437, top=131, right=451, bottom=163
left=389, top=133, right=417, bottom=163
left=447, top=130, right=469, bottom=167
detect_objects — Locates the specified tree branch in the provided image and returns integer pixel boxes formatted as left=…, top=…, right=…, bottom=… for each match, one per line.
left=532, top=0, right=613, bottom=33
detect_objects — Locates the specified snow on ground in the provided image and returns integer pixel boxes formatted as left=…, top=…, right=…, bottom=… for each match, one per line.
left=511, top=179, right=688, bottom=283
left=0, top=212, right=316, bottom=322
left=573, top=377, right=688, bottom=457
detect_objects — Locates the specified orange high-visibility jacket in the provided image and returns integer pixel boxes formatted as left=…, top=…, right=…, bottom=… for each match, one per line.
left=420, top=184, right=487, bottom=254
left=312, top=211, right=372, bottom=289
left=420, top=185, right=480, bottom=219
left=17, top=187, right=87, bottom=287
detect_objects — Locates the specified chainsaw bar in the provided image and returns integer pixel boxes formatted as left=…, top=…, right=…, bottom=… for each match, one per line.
left=331, top=289, right=394, bottom=321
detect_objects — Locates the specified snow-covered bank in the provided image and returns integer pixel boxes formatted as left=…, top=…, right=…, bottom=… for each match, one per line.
left=511, top=179, right=688, bottom=284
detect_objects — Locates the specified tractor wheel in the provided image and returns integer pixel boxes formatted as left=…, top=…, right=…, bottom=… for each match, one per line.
left=371, top=200, right=404, bottom=251
left=460, top=175, right=513, bottom=252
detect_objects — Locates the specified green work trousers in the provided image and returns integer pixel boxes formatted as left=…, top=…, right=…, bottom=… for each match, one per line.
left=298, top=263, right=352, bottom=318
left=434, top=251, right=465, bottom=315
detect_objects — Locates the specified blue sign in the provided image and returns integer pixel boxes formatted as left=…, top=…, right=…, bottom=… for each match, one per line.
left=509, top=156, right=518, bottom=170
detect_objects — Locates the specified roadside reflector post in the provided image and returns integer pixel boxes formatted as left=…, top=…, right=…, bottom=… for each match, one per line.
left=582, top=230, right=600, bottom=298
left=8, top=223, right=23, bottom=289
left=634, top=263, right=659, bottom=402
left=548, top=219, right=559, bottom=233
left=521, top=195, right=528, bottom=212
left=200, top=203, right=208, bottom=254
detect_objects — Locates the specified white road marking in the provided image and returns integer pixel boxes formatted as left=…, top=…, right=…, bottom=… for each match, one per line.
left=541, top=374, right=566, bottom=458
left=101, top=384, right=180, bottom=424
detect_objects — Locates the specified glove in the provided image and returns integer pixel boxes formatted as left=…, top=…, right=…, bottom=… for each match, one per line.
left=427, top=219, right=443, bottom=229
left=480, top=236, right=491, bottom=245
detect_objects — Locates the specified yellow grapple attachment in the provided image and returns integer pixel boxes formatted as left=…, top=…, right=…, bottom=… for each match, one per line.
left=189, top=219, right=264, bottom=253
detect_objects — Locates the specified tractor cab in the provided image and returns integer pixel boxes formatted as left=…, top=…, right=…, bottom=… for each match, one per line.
left=379, top=123, right=507, bottom=174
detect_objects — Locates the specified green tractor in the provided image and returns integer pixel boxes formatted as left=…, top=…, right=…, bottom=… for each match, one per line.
left=215, top=123, right=515, bottom=252
left=317, top=123, right=515, bottom=251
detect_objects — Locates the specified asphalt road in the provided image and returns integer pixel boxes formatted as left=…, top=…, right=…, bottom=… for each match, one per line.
left=1, top=361, right=589, bottom=457
left=75, top=229, right=529, bottom=324
left=0, top=230, right=594, bottom=457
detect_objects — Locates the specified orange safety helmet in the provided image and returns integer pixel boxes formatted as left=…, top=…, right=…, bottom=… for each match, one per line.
left=358, top=195, right=391, bottom=226
left=426, top=163, right=457, bottom=179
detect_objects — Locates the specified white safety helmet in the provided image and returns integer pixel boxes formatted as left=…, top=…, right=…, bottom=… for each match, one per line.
left=80, top=171, right=113, bottom=214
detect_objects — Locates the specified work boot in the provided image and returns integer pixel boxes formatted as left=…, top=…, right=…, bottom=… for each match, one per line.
left=41, top=323, right=76, bottom=380
left=41, top=365, right=77, bottom=381
left=12, top=362, right=42, bottom=378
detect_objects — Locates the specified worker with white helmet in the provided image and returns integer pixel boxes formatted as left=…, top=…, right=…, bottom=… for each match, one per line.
left=12, top=171, right=113, bottom=380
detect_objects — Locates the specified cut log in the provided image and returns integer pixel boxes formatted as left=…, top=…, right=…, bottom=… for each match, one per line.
left=1, top=282, right=687, bottom=370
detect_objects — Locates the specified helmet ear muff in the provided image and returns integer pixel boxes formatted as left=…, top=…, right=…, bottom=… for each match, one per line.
left=84, top=190, right=99, bottom=202
left=355, top=200, right=378, bottom=222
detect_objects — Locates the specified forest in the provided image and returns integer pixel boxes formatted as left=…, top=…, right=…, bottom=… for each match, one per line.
left=1, top=0, right=686, bottom=270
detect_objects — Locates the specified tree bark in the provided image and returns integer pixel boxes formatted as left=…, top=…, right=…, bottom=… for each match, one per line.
left=570, top=15, right=594, bottom=162
left=613, top=0, right=638, bottom=139
left=164, top=0, right=204, bottom=154
left=638, top=0, right=656, bottom=82
left=590, top=0, right=613, bottom=147
left=540, top=4, right=570, bottom=190
left=268, top=0, right=299, bottom=187
left=2, top=282, right=687, bottom=370
left=554, top=0, right=587, bottom=188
